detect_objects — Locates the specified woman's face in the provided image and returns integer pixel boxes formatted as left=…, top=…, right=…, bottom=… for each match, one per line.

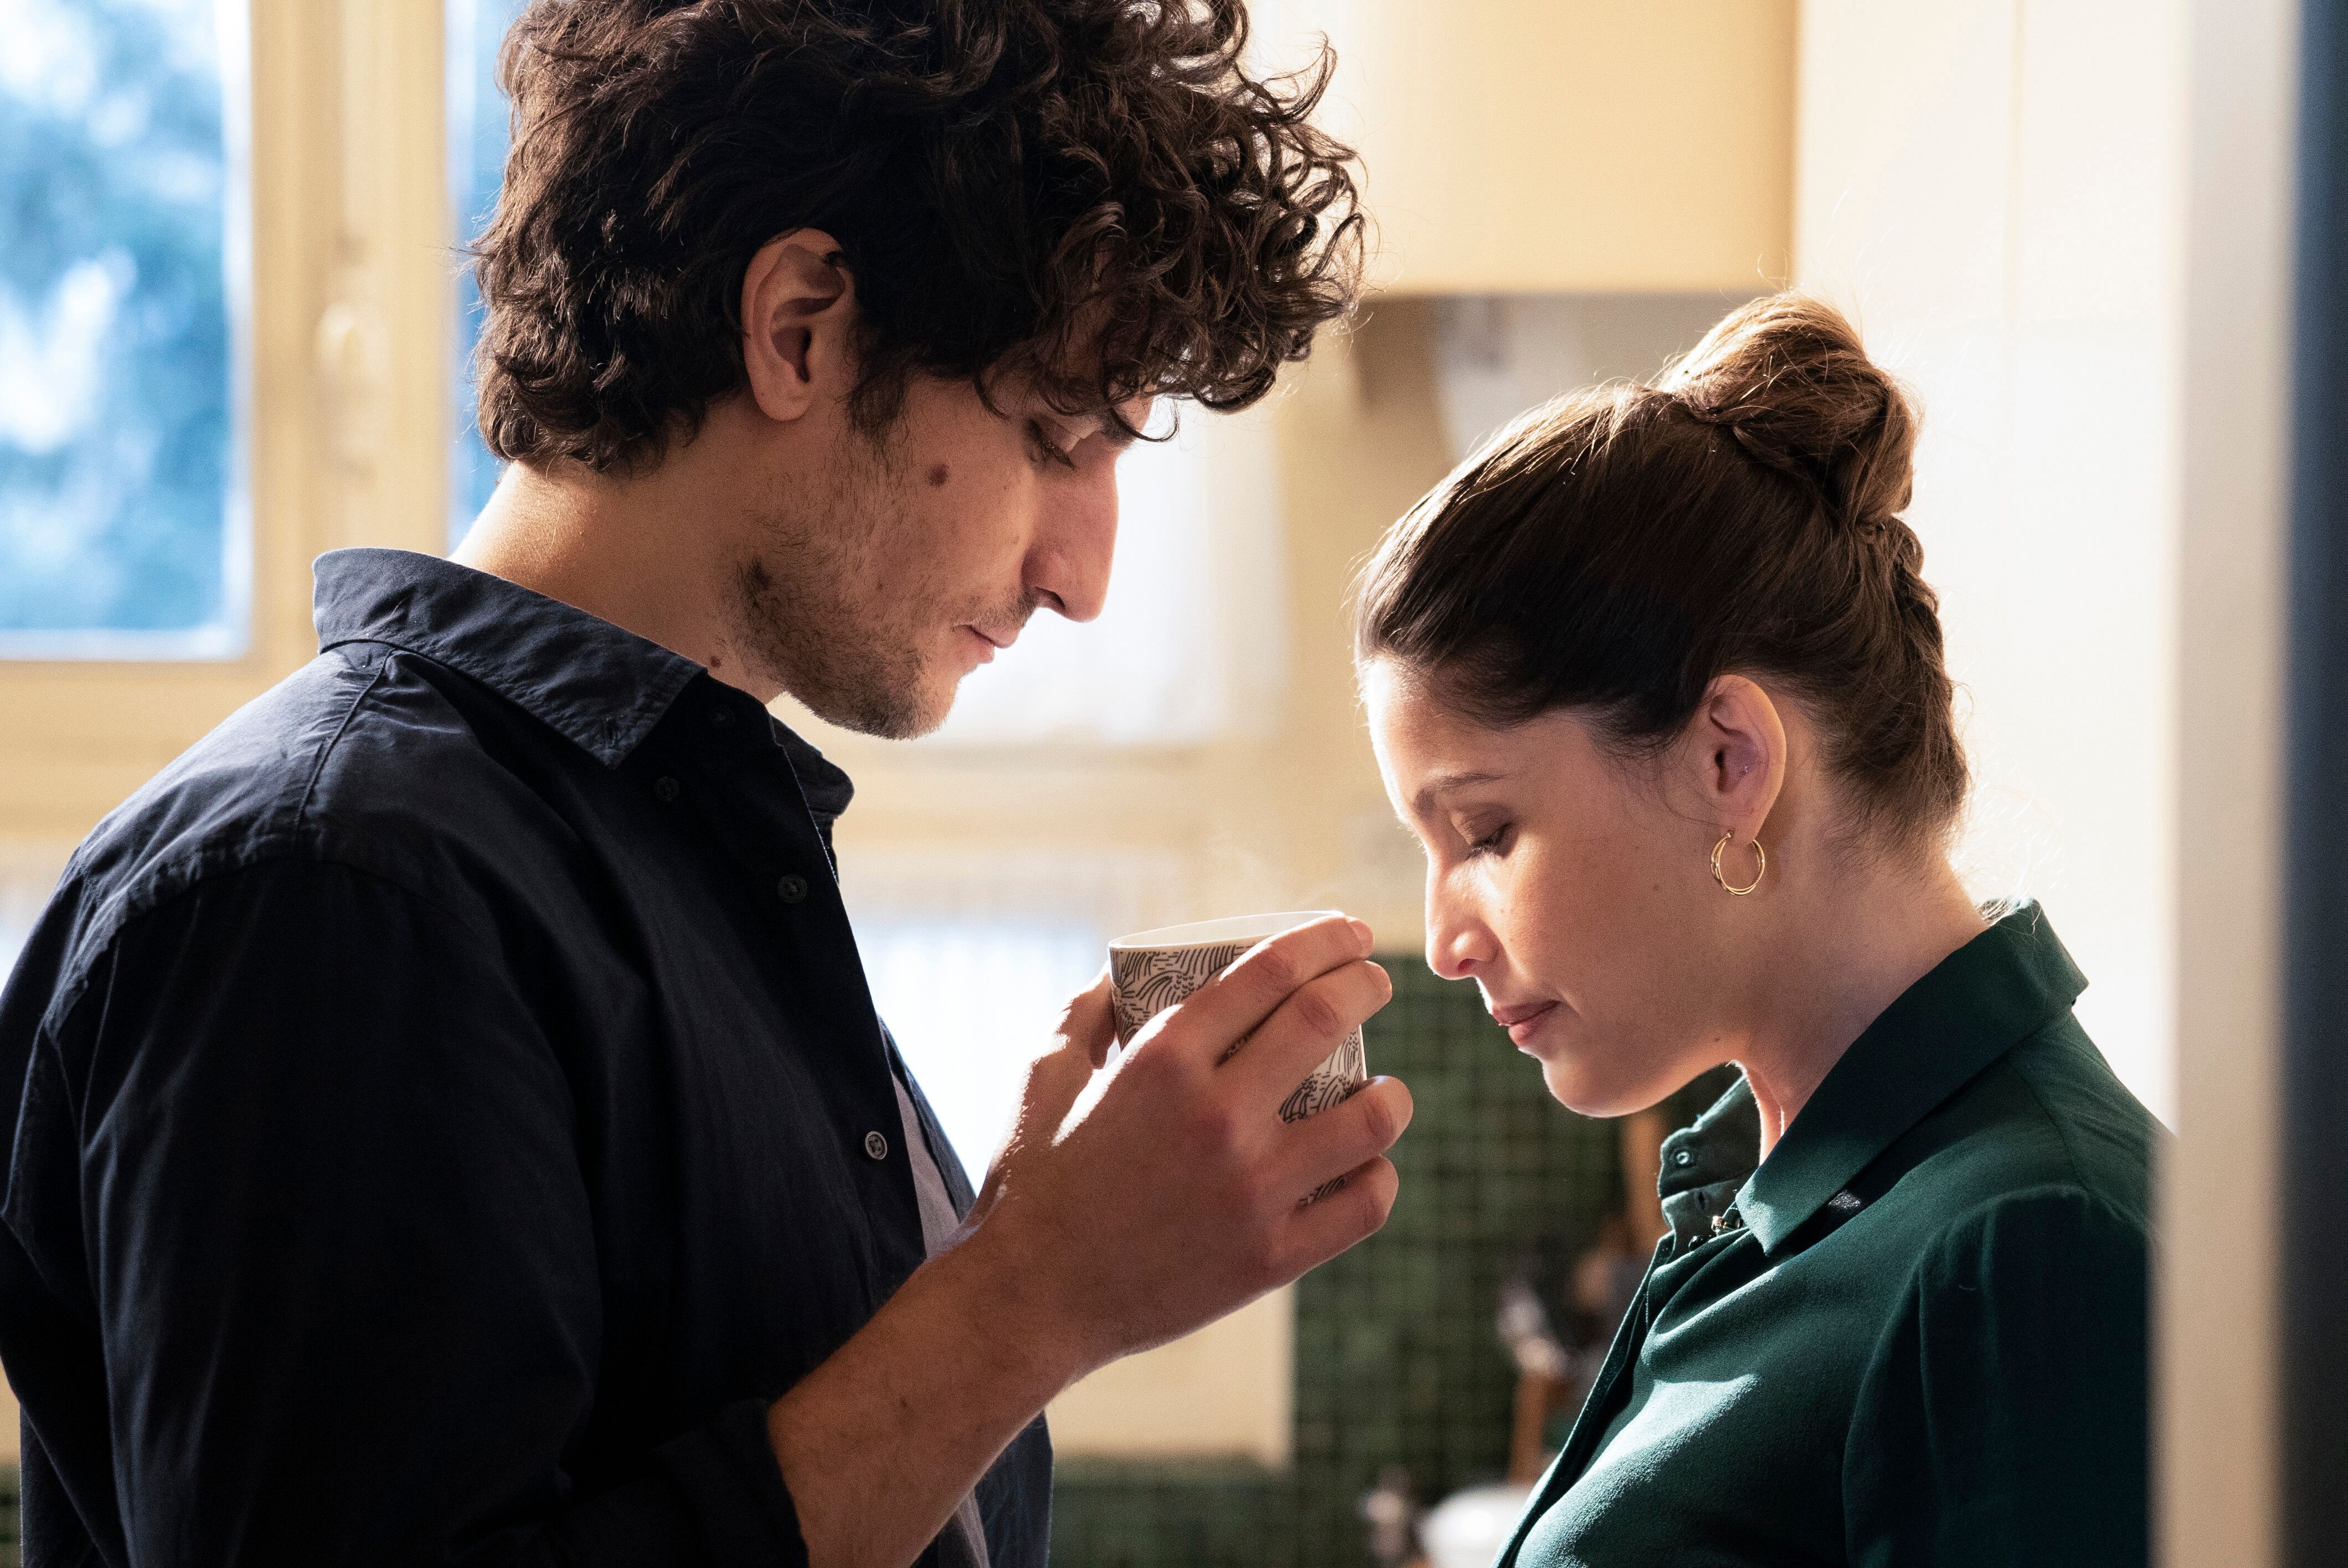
left=1363, top=658, right=1737, bottom=1118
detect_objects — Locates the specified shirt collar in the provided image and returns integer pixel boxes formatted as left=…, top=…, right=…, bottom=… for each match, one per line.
left=310, top=550, right=858, bottom=827
left=1739, top=904, right=2087, bottom=1252
left=1657, top=905, right=2088, bottom=1257
left=315, top=548, right=704, bottom=766
left=775, top=719, right=855, bottom=833
left=1657, top=1078, right=1762, bottom=1251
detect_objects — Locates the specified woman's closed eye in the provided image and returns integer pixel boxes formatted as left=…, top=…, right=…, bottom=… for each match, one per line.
left=1463, top=820, right=1514, bottom=857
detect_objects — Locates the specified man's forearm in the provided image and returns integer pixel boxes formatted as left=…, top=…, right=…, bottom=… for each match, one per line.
left=766, top=1218, right=1081, bottom=1568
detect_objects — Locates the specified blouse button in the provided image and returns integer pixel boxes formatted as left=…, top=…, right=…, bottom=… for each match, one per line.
left=776, top=874, right=809, bottom=905
left=653, top=776, right=682, bottom=803
left=863, top=1130, right=890, bottom=1161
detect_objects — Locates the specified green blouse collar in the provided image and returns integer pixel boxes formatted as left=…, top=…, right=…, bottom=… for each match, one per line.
left=1726, top=905, right=2088, bottom=1254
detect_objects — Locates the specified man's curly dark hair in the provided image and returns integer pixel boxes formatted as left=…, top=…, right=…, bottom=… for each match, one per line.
left=472, top=0, right=1365, bottom=471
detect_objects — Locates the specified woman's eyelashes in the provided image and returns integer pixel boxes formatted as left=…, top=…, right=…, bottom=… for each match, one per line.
left=1462, top=820, right=1514, bottom=858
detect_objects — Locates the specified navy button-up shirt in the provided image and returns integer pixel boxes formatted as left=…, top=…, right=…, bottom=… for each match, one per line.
left=0, top=549, right=1051, bottom=1566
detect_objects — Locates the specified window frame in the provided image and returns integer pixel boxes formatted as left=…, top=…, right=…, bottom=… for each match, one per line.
left=0, top=0, right=450, bottom=844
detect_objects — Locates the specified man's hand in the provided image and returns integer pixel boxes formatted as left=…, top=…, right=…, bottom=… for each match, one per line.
left=768, top=914, right=1407, bottom=1568
left=966, top=913, right=1410, bottom=1377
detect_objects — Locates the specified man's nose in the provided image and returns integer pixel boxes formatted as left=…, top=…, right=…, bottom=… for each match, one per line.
left=1028, top=465, right=1118, bottom=623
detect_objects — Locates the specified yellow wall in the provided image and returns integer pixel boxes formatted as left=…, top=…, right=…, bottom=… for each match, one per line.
left=1256, top=0, right=1798, bottom=295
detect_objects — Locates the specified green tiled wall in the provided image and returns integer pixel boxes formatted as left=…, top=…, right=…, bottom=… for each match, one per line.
left=1048, top=960, right=1731, bottom=1568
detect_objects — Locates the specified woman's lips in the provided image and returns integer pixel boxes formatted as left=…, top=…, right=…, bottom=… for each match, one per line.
left=1489, top=1000, right=1559, bottom=1047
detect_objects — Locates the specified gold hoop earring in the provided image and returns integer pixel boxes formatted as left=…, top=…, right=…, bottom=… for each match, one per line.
left=1711, top=831, right=1765, bottom=896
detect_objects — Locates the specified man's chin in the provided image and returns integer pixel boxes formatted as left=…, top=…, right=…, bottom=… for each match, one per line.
left=792, top=672, right=956, bottom=741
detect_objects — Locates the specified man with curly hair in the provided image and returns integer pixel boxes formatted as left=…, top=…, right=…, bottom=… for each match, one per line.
left=0, top=3, right=1412, bottom=1565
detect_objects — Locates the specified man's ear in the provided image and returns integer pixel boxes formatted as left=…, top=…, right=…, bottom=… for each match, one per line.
left=1690, top=674, right=1789, bottom=844
left=739, top=230, right=855, bottom=425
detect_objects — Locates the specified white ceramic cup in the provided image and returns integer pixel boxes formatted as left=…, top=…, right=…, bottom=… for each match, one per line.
left=1106, top=911, right=1369, bottom=1127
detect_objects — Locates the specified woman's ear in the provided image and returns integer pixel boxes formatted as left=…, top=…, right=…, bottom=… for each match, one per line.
left=739, top=230, right=855, bottom=424
left=1691, top=674, right=1789, bottom=843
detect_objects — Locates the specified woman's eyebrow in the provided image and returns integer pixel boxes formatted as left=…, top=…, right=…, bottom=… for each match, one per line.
left=1412, top=769, right=1508, bottom=815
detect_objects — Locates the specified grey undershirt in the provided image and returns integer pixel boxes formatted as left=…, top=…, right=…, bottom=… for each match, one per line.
left=893, top=1076, right=993, bottom=1568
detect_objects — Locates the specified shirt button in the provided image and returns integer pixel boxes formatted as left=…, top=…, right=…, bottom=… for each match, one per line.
left=653, top=775, right=682, bottom=803
left=863, top=1130, right=889, bottom=1161
left=776, top=874, right=809, bottom=904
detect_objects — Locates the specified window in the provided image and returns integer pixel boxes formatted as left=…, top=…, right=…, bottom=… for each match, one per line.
left=445, top=0, right=525, bottom=549
left=7, top=2, right=449, bottom=852
left=0, top=0, right=250, bottom=656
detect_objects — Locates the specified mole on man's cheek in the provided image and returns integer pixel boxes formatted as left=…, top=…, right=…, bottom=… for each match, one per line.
left=926, top=463, right=950, bottom=488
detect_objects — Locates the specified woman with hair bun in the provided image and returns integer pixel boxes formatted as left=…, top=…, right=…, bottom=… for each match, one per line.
left=1356, top=295, right=2156, bottom=1565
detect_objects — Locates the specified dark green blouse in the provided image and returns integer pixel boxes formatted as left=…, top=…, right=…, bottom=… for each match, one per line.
left=1503, top=907, right=2159, bottom=1567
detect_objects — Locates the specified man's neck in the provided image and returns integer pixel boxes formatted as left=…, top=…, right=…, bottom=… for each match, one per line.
left=455, top=456, right=781, bottom=702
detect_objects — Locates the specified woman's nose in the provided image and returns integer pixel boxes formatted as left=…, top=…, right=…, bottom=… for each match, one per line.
left=1426, top=886, right=1497, bottom=981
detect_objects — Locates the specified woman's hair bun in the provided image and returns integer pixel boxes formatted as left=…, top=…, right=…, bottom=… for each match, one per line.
left=1356, top=288, right=1966, bottom=850
left=1657, top=295, right=1916, bottom=533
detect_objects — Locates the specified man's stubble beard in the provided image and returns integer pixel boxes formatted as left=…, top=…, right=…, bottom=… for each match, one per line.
left=730, top=436, right=948, bottom=740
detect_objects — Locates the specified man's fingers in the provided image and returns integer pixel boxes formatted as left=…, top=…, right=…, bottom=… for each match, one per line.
left=1156, top=916, right=1373, bottom=1064
left=1277, top=1154, right=1400, bottom=1277
left=1270, top=1075, right=1412, bottom=1195
left=1223, top=958, right=1393, bottom=1106
left=1058, top=967, right=1119, bottom=1070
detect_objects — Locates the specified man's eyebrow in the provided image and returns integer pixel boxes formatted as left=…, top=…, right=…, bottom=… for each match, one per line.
left=1410, top=769, right=1507, bottom=815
